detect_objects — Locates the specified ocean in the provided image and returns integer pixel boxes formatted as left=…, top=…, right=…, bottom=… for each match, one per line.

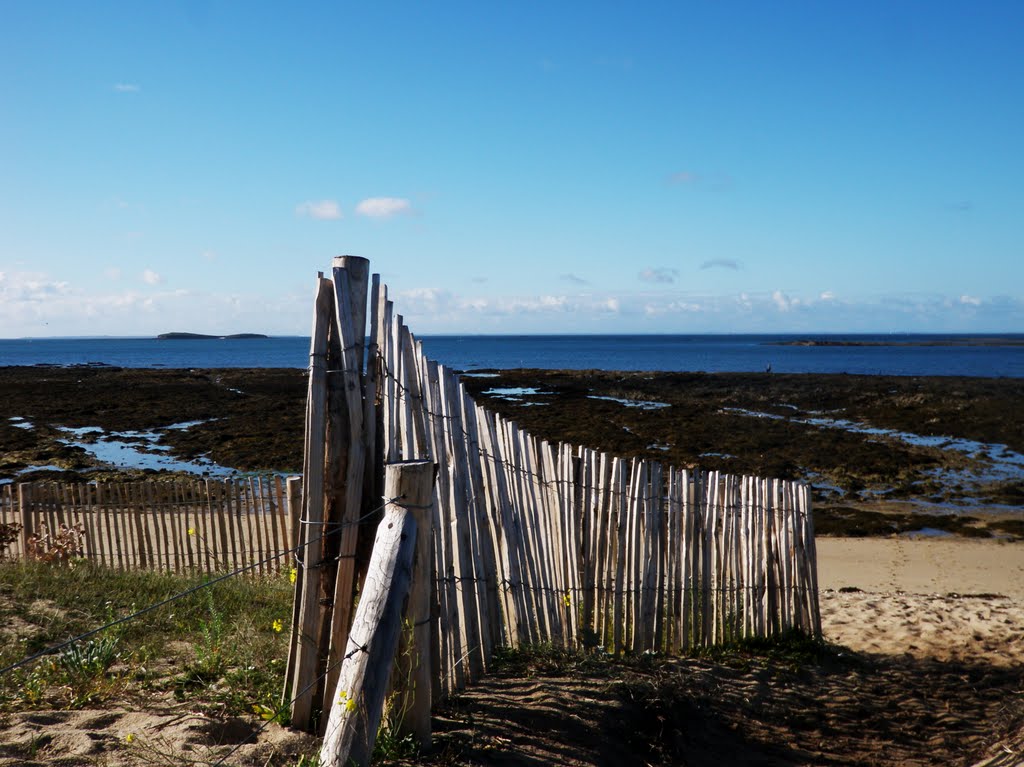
left=1, top=334, right=1023, bottom=377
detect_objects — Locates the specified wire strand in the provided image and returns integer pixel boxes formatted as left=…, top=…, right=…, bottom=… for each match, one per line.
left=0, top=496, right=398, bottom=678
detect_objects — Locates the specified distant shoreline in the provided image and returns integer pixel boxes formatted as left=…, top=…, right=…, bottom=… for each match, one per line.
left=156, top=332, right=269, bottom=340
left=772, top=337, right=1024, bottom=347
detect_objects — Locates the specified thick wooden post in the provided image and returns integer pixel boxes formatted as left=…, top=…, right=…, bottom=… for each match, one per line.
left=320, top=460, right=434, bottom=767
left=321, top=255, right=371, bottom=724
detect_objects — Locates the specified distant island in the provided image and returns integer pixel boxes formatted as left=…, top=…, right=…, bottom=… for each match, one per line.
left=770, top=337, right=1024, bottom=347
left=156, top=332, right=269, bottom=340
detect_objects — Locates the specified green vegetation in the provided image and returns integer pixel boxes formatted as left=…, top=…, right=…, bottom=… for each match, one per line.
left=0, top=560, right=292, bottom=719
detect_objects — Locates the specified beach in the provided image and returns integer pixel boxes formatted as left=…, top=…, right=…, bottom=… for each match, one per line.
left=2, top=535, right=1020, bottom=766
left=817, top=536, right=1024, bottom=664
left=1, top=365, right=1022, bottom=765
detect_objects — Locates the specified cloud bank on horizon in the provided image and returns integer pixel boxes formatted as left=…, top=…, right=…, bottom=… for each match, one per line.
left=1, top=267, right=1018, bottom=338
left=1, top=3, right=1022, bottom=338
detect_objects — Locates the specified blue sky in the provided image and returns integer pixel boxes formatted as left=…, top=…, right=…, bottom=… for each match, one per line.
left=2, top=1, right=1022, bottom=337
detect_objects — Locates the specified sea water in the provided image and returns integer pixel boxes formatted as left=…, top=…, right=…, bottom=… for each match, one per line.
left=0, top=334, right=1022, bottom=377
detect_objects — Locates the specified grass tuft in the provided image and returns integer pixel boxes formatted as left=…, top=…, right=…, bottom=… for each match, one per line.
left=0, top=559, right=293, bottom=718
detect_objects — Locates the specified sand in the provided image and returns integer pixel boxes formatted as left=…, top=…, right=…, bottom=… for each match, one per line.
left=2, top=537, right=1022, bottom=766
left=816, top=538, right=1024, bottom=766
left=817, top=537, right=1024, bottom=600
left=818, top=538, right=1024, bottom=669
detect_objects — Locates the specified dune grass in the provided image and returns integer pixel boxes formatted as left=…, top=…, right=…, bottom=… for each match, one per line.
left=0, top=560, right=293, bottom=718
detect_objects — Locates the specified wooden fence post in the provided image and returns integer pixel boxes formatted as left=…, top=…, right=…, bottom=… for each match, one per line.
left=288, top=275, right=333, bottom=732
left=18, top=483, right=33, bottom=556
left=399, top=461, right=436, bottom=750
left=320, top=460, right=434, bottom=767
left=320, top=255, right=371, bottom=724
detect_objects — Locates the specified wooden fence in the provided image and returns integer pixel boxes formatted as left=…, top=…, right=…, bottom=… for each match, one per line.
left=375, top=304, right=821, bottom=700
left=288, top=257, right=822, bottom=738
left=0, top=476, right=300, bottom=574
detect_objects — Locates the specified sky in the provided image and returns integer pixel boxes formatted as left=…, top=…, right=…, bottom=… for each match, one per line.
left=2, top=1, right=1022, bottom=338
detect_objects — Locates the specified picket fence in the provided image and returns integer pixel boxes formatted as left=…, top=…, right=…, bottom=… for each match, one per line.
left=375, top=293, right=821, bottom=699
left=288, top=257, right=822, bottom=740
left=0, top=476, right=299, bottom=574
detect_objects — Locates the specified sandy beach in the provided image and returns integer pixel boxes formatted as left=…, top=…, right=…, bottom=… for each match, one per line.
left=818, top=537, right=1024, bottom=601
left=819, top=538, right=1024, bottom=766
left=1, top=366, right=1022, bottom=764
left=819, top=537, right=1024, bottom=664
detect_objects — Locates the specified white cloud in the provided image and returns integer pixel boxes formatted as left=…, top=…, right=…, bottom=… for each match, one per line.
left=700, top=259, right=741, bottom=271
left=960, top=295, right=982, bottom=306
left=105, top=268, right=122, bottom=281
left=142, top=269, right=163, bottom=285
left=400, top=287, right=447, bottom=304
left=820, top=291, right=835, bottom=301
left=639, top=268, right=679, bottom=284
left=355, top=197, right=412, bottom=219
left=0, top=271, right=71, bottom=301
left=772, top=290, right=799, bottom=312
left=0, top=270, right=313, bottom=337
left=644, top=299, right=706, bottom=316
left=296, top=200, right=343, bottom=220
left=113, top=83, right=140, bottom=93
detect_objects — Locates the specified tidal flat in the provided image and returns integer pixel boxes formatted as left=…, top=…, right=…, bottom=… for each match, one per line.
left=1, top=365, right=1021, bottom=539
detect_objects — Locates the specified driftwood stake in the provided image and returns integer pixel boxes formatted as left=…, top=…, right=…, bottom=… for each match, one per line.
left=320, top=460, right=435, bottom=767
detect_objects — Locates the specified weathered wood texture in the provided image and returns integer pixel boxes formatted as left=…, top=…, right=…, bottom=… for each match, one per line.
left=370, top=270, right=823, bottom=703
left=3, top=476, right=298, bottom=573
left=319, top=460, right=434, bottom=767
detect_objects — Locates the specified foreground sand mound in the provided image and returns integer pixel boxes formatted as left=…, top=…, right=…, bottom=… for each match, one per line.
left=0, top=707, right=319, bottom=766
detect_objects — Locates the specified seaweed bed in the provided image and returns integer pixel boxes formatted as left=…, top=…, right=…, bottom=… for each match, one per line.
left=1, top=365, right=1021, bottom=539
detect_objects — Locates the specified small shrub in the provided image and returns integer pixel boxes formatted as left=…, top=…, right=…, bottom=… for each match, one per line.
left=26, top=522, right=85, bottom=564
left=193, top=588, right=226, bottom=677
left=58, top=634, right=121, bottom=680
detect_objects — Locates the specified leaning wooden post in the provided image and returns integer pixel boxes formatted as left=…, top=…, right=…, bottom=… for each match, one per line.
left=320, top=460, right=434, bottom=767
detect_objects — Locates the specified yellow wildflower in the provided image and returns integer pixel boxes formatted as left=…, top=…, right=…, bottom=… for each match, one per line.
left=272, top=619, right=283, bottom=633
